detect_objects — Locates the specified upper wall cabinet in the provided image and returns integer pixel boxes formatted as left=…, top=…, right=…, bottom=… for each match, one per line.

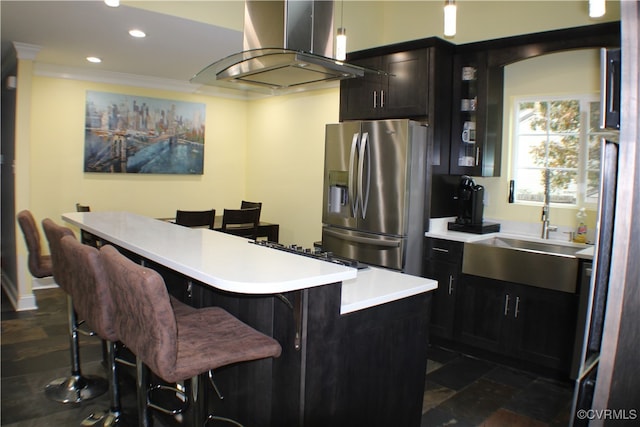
left=340, top=49, right=429, bottom=120
left=449, top=50, right=503, bottom=177
left=339, top=39, right=454, bottom=123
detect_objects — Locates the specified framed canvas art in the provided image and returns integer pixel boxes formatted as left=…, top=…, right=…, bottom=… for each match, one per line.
left=84, top=91, right=206, bottom=174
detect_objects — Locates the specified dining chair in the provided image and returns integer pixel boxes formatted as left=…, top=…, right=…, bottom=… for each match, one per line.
left=240, top=200, right=262, bottom=221
left=221, top=208, right=260, bottom=240
left=76, top=203, right=101, bottom=247
left=175, top=209, right=216, bottom=229
left=100, top=244, right=281, bottom=427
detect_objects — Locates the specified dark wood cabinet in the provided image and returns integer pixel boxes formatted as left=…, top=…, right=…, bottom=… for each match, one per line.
left=340, top=49, right=430, bottom=120
left=423, top=238, right=463, bottom=340
left=449, top=50, right=503, bottom=176
left=456, top=274, right=507, bottom=351
left=457, top=274, right=578, bottom=373
left=512, top=284, right=578, bottom=372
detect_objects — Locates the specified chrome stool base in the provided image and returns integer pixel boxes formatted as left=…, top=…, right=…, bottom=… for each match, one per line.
left=81, top=410, right=137, bottom=427
left=44, top=374, right=108, bottom=404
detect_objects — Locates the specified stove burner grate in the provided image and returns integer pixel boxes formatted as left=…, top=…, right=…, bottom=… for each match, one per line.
left=250, top=240, right=368, bottom=269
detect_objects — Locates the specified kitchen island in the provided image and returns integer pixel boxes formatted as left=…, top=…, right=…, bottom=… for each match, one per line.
left=62, top=211, right=437, bottom=427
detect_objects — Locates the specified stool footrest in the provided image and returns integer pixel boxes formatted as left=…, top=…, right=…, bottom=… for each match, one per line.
left=147, top=384, right=189, bottom=416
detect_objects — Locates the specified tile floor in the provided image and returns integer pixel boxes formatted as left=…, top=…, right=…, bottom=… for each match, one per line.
left=2, top=287, right=574, bottom=426
left=421, top=346, right=573, bottom=426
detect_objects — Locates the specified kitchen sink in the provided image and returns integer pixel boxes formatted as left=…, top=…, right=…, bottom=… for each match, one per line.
left=462, top=237, right=587, bottom=293
left=475, top=237, right=586, bottom=257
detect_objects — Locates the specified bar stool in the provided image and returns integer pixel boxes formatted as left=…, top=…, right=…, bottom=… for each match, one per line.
left=56, top=235, right=135, bottom=426
left=99, top=244, right=282, bottom=427
left=16, top=210, right=53, bottom=279
left=42, top=219, right=108, bottom=404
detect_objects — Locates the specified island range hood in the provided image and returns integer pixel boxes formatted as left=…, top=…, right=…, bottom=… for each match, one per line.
left=191, top=0, right=368, bottom=95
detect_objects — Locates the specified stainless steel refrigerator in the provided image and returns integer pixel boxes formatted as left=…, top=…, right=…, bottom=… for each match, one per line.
left=321, top=119, right=430, bottom=276
left=570, top=47, right=620, bottom=426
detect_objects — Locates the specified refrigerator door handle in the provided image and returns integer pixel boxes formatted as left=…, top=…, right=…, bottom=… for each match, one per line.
left=323, top=228, right=401, bottom=247
left=348, top=132, right=360, bottom=217
left=357, top=132, right=371, bottom=219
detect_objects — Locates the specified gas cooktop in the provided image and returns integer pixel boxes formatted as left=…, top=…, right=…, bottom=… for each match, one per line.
left=250, top=240, right=368, bottom=270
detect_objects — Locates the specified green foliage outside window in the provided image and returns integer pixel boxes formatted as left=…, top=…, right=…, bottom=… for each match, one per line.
left=514, top=97, right=602, bottom=206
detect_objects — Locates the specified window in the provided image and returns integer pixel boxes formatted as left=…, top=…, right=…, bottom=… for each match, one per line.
left=512, top=96, right=605, bottom=206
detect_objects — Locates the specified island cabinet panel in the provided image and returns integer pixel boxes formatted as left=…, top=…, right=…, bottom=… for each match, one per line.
left=190, top=278, right=430, bottom=427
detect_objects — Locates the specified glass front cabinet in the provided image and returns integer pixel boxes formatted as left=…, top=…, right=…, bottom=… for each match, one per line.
left=450, top=51, right=504, bottom=177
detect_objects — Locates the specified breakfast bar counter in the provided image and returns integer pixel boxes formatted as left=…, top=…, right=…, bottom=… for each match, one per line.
left=62, top=211, right=436, bottom=427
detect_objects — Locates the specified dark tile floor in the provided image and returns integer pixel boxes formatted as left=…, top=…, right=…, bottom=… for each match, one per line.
left=421, top=345, right=574, bottom=427
left=2, top=287, right=574, bottom=426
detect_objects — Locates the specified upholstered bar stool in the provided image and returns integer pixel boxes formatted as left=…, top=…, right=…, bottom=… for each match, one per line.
left=42, top=219, right=108, bottom=404
left=17, top=210, right=53, bottom=279
left=57, top=235, right=135, bottom=426
left=100, top=245, right=282, bottom=427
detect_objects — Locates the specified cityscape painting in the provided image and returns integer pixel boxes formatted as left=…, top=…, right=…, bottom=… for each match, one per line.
left=84, top=91, right=206, bottom=174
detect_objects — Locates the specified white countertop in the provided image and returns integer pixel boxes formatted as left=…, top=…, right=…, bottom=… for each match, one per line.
left=63, top=211, right=436, bottom=312
left=425, top=217, right=594, bottom=260
left=341, top=267, right=437, bottom=314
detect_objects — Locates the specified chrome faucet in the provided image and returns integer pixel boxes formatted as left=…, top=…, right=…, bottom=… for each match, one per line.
left=541, top=169, right=557, bottom=239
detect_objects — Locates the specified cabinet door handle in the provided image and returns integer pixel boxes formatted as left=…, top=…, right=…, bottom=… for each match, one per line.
left=380, top=90, right=385, bottom=108
left=373, top=90, right=377, bottom=108
left=448, top=275, right=454, bottom=295
left=514, top=296, right=521, bottom=318
left=504, top=294, right=510, bottom=316
left=432, top=247, right=449, bottom=253
left=475, top=146, right=480, bottom=166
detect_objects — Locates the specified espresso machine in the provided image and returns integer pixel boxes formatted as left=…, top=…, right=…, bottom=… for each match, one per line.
left=448, top=176, right=500, bottom=234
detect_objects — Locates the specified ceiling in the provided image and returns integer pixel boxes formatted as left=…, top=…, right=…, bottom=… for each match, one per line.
left=1, top=1, right=243, bottom=82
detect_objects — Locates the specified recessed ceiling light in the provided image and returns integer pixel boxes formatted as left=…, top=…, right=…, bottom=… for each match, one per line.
left=129, top=29, right=146, bottom=38
left=86, top=57, right=102, bottom=63
left=104, top=0, right=119, bottom=7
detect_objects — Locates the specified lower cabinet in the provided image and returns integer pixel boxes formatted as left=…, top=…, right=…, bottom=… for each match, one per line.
left=423, top=259, right=458, bottom=339
left=423, top=238, right=463, bottom=340
left=423, top=237, right=579, bottom=376
left=457, top=275, right=578, bottom=373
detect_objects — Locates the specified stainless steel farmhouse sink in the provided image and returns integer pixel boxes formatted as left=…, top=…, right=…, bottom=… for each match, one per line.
left=462, top=237, right=588, bottom=293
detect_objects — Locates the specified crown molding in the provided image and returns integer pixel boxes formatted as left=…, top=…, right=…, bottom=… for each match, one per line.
left=32, top=62, right=255, bottom=100
left=13, top=42, right=41, bottom=60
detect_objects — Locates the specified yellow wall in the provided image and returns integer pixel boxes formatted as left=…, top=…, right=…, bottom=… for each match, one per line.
left=28, top=76, right=248, bottom=225
left=246, top=88, right=339, bottom=246
left=477, top=49, right=601, bottom=231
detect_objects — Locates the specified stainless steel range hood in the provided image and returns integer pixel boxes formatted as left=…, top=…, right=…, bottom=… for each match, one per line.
left=191, top=0, right=367, bottom=95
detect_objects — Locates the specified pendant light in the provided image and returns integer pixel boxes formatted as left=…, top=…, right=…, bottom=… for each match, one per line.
left=336, top=0, right=347, bottom=61
left=444, top=0, right=457, bottom=37
left=104, top=0, right=119, bottom=7
left=589, top=0, right=605, bottom=18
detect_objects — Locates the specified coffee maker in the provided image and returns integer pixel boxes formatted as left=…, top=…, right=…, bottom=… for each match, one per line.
left=448, top=176, right=500, bottom=234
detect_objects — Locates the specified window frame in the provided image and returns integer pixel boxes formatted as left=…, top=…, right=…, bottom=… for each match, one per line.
left=510, top=93, right=602, bottom=209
